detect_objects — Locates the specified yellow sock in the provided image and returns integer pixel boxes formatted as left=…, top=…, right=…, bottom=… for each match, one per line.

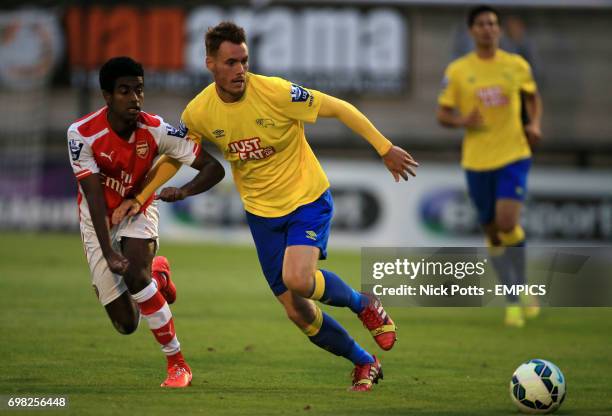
left=302, top=305, right=323, bottom=337
left=309, top=270, right=326, bottom=301
left=498, top=225, right=525, bottom=247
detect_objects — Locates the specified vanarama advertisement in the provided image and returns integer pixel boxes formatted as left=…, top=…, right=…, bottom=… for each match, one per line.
left=156, top=160, right=612, bottom=246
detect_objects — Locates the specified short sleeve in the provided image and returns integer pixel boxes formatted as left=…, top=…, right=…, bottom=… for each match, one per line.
left=438, top=65, right=458, bottom=108
left=67, top=129, right=99, bottom=181
left=156, top=119, right=201, bottom=166
left=516, top=56, right=537, bottom=94
left=180, top=106, right=203, bottom=144
left=270, top=77, right=322, bottom=123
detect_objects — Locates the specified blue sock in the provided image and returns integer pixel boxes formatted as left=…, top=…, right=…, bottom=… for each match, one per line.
left=308, top=311, right=374, bottom=365
left=489, top=248, right=519, bottom=303
left=499, top=226, right=527, bottom=289
left=310, top=269, right=366, bottom=314
left=509, top=241, right=526, bottom=286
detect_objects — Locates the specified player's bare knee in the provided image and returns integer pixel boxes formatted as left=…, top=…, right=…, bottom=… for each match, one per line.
left=283, top=264, right=316, bottom=296
left=283, top=273, right=312, bottom=297
left=124, top=270, right=152, bottom=294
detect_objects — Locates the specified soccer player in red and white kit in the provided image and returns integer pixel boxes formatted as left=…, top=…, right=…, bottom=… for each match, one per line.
left=67, top=57, right=224, bottom=387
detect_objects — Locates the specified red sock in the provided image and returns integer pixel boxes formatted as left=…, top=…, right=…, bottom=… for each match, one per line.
left=131, top=282, right=181, bottom=359
left=167, top=351, right=188, bottom=370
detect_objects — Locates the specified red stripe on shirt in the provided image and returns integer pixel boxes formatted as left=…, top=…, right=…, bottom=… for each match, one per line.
left=75, top=170, right=92, bottom=180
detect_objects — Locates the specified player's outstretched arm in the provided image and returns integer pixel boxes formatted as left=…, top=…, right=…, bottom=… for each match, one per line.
left=318, top=93, right=419, bottom=182
left=157, top=147, right=225, bottom=202
left=112, top=149, right=224, bottom=225
left=80, top=174, right=129, bottom=274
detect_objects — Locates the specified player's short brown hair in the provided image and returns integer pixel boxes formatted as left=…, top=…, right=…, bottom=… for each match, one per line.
left=467, top=5, right=501, bottom=27
left=205, top=21, right=246, bottom=56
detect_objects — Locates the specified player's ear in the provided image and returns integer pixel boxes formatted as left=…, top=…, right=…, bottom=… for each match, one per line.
left=205, top=55, right=214, bottom=72
left=102, top=89, right=112, bottom=106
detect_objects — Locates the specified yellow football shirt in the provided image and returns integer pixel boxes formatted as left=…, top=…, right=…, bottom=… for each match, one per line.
left=438, top=50, right=537, bottom=171
left=181, top=73, right=330, bottom=217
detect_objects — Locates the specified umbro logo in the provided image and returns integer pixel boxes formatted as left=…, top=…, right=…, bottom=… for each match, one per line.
left=256, top=118, right=275, bottom=128
left=212, top=129, right=225, bottom=139
left=306, top=230, right=317, bottom=241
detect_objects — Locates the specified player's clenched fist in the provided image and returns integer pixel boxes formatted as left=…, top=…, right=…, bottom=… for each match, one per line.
left=524, top=122, right=543, bottom=147
left=111, top=199, right=141, bottom=225
left=105, top=250, right=129, bottom=275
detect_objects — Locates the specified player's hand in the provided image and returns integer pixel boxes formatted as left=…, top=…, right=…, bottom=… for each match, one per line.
left=157, top=187, right=187, bottom=202
left=462, top=108, right=484, bottom=129
left=524, top=122, right=542, bottom=147
left=382, top=146, right=419, bottom=182
left=111, top=199, right=141, bottom=225
left=105, top=250, right=129, bottom=275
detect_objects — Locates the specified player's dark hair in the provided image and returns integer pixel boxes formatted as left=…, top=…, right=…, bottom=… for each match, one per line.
left=205, top=21, right=246, bottom=56
left=99, top=56, right=144, bottom=93
left=467, top=5, right=501, bottom=27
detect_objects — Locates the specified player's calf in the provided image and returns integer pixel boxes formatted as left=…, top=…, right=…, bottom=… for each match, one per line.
left=104, top=291, right=140, bottom=335
left=309, top=269, right=368, bottom=314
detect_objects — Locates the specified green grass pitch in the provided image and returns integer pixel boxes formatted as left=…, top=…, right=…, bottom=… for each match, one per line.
left=1, top=232, right=611, bottom=415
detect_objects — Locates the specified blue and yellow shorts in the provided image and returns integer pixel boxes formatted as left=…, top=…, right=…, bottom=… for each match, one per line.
left=246, top=189, right=333, bottom=296
left=465, top=158, right=531, bottom=225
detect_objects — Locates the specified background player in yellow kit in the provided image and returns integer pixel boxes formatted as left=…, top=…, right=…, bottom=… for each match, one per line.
left=436, top=5, right=543, bottom=327
left=113, top=22, right=418, bottom=391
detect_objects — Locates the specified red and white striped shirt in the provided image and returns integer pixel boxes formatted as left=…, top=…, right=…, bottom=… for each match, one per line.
left=67, top=107, right=200, bottom=218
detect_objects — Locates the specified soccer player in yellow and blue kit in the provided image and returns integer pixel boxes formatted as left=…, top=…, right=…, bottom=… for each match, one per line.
left=437, top=6, right=543, bottom=327
left=113, top=22, right=418, bottom=390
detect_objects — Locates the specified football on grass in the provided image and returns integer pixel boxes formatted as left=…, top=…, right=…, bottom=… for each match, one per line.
left=510, top=359, right=566, bottom=414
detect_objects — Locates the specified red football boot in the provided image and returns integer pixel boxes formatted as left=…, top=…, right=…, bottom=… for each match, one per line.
left=350, top=356, right=383, bottom=392
left=161, top=363, right=192, bottom=388
left=152, top=256, right=176, bottom=304
left=358, top=294, right=397, bottom=351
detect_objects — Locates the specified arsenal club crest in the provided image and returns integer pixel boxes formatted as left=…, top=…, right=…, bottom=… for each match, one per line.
left=136, top=141, right=149, bottom=158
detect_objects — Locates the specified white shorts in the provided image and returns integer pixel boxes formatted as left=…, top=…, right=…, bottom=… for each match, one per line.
left=79, top=200, right=159, bottom=306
